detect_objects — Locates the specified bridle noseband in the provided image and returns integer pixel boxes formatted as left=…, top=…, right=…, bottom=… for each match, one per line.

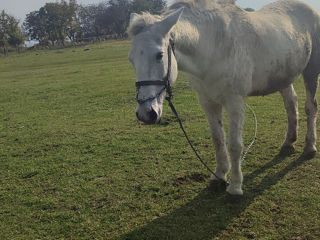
left=135, top=39, right=175, bottom=104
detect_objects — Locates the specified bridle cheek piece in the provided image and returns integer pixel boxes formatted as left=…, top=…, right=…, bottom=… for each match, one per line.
left=135, top=39, right=175, bottom=104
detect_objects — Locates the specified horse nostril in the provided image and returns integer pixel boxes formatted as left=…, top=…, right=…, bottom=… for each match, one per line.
left=136, top=109, right=158, bottom=124
left=148, top=109, right=158, bottom=123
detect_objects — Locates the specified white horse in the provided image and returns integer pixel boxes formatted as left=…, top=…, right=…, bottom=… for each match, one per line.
left=128, top=0, right=320, bottom=195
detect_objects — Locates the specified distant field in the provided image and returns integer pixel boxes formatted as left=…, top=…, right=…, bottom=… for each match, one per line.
left=0, top=41, right=319, bottom=239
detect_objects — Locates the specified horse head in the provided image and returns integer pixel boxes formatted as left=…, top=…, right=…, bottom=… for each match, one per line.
left=128, top=8, right=183, bottom=124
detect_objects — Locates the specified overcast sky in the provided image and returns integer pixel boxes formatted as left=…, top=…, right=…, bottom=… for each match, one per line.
left=1, top=0, right=320, bottom=22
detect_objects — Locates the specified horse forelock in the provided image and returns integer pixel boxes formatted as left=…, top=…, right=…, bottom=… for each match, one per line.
left=128, top=13, right=162, bottom=37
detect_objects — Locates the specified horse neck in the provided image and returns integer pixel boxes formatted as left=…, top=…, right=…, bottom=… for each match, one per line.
left=173, top=19, right=199, bottom=53
left=170, top=8, right=240, bottom=76
left=170, top=19, right=202, bottom=75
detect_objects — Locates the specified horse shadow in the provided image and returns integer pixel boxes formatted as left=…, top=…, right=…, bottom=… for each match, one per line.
left=116, top=152, right=314, bottom=240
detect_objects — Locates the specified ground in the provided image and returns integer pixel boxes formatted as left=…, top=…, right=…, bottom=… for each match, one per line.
left=0, top=41, right=319, bottom=239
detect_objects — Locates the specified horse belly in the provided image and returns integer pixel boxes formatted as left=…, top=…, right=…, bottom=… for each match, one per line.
left=249, top=41, right=311, bottom=96
left=248, top=75, right=295, bottom=96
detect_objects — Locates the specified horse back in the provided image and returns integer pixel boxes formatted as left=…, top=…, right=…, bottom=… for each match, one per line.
left=240, top=0, right=320, bottom=96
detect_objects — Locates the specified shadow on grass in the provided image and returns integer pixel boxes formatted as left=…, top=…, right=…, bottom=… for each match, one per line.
left=115, top=152, right=314, bottom=240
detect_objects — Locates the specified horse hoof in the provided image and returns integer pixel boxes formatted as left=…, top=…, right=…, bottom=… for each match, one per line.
left=279, top=145, right=295, bottom=156
left=302, top=148, right=316, bottom=159
left=226, top=185, right=243, bottom=196
left=209, top=179, right=228, bottom=192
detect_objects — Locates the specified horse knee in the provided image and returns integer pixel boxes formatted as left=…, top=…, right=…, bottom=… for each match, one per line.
left=228, top=139, right=243, bottom=159
left=305, top=99, right=318, bottom=115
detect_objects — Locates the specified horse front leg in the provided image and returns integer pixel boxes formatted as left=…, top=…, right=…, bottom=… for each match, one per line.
left=280, top=84, right=298, bottom=155
left=199, top=97, right=230, bottom=183
left=225, top=96, right=245, bottom=195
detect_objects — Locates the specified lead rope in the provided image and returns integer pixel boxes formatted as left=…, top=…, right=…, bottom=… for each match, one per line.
left=166, top=39, right=257, bottom=185
left=166, top=96, right=258, bottom=185
left=166, top=97, right=227, bottom=183
left=164, top=41, right=226, bottom=182
left=241, top=103, right=258, bottom=162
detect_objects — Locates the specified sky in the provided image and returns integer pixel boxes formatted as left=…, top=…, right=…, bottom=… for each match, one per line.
left=1, top=0, right=320, bottom=22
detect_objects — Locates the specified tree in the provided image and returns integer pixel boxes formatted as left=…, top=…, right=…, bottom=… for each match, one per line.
left=77, top=3, right=109, bottom=39
left=130, top=0, right=166, bottom=14
left=66, top=18, right=83, bottom=42
left=0, top=10, right=24, bottom=56
left=0, top=10, right=10, bottom=55
left=45, top=0, right=78, bottom=45
left=24, top=9, right=49, bottom=45
left=23, top=0, right=167, bottom=44
left=91, top=0, right=166, bottom=39
left=96, top=0, right=131, bottom=38
left=8, top=18, right=24, bottom=52
left=23, top=0, right=78, bottom=46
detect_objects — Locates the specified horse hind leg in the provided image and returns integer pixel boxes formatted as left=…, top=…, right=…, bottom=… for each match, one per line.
left=280, top=84, right=298, bottom=155
left=303, top=67, right=319, bottom=156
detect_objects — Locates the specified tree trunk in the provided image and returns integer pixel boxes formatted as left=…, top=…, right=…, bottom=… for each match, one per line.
left=4, top=47, right=8, bottom=56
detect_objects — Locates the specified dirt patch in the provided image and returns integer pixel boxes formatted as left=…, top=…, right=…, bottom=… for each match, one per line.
left=173, top=172, right=208, bottom=186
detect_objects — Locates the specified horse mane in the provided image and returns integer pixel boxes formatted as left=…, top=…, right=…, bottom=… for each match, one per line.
left=170, top=0, right=236, bottom=11
left=128, top=0, right=236, bottom=37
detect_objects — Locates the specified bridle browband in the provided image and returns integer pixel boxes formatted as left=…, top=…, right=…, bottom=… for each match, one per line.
left=135, top=39, right=175, bottom=104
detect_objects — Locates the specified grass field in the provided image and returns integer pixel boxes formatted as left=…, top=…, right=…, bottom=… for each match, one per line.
left=0, top=41, right=320, bottom=240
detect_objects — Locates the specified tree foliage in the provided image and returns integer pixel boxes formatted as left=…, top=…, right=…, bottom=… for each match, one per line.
left=23, top=0, right=166, bottom=44
left=77, top=3, right=109, bottom=39
left=23, top=0, right=78, bottom=45
left=130, top=0, right=166, bottom=14
left=94, top=0, right=131, bottom=38
left=0, top=10, right=24, bottom=56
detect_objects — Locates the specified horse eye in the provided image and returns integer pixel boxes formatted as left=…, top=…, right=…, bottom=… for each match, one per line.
left=156, top=52, right=163, bottom=61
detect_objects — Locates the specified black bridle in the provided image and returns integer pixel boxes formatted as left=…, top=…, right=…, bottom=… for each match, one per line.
left=135, top=39, right=175, bottom=104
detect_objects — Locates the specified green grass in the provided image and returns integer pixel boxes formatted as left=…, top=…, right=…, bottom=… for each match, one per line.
left=0, top=41, right=319, bottom=240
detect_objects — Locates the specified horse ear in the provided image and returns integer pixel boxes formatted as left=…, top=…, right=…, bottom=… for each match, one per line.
left=130, top=13, right=140, bottom=24
left=157, top=7, right=184, bottom=36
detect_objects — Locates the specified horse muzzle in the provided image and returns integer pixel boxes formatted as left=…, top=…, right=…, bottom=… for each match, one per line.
left=136, top=102, right=162, bottom=124
left=136, top=109, right=159, bottom=124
